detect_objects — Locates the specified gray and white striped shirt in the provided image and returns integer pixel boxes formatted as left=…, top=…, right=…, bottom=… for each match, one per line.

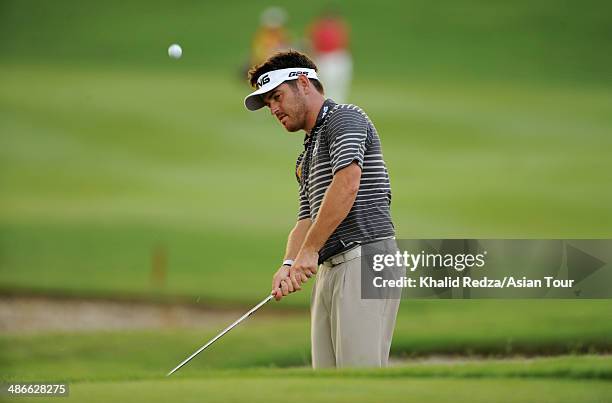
left=296, top=99, right=395, bottom=262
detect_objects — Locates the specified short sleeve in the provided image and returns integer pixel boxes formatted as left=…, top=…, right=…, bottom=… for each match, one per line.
left=326, top=107, right=368, bottom=175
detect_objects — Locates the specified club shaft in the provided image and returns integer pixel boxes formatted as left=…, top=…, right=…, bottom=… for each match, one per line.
left=167, top=294, right=274, bottom=376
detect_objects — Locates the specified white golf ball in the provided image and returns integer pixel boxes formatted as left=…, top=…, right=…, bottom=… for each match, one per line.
left=168, top=44, right=182, bottom=59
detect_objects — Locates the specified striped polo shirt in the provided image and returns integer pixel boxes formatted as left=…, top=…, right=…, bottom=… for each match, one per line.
left=296, top=99, right=395, bottom=263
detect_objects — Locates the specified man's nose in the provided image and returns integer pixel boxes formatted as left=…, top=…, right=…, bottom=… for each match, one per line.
left=270, top=104, right=280, bottom=116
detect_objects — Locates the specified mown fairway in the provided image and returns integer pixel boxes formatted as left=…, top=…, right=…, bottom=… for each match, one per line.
left=1, top=0, right=611, bottom=303
left=1, top=66, right=611, bottom=305
left=4, top=356, right=612, bottom=403
left=1, top=0, right=611, bottom=402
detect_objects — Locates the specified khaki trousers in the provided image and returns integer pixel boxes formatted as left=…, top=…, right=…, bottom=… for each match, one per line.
left=310, top=245, right=401, bottom=368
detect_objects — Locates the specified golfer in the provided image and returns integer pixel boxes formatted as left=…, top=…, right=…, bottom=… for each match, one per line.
left=244, top=50, right=400, bottom=368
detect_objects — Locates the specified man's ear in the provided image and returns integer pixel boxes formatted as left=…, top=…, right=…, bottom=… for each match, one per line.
left=297, top=74, right=310, bottom=94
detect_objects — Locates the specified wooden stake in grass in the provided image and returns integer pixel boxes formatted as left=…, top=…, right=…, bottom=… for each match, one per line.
left=151, top=243, right=167, bottom=289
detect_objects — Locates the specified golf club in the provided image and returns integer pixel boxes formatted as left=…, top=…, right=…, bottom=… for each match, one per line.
left=166, top=294, right=274, bottom=376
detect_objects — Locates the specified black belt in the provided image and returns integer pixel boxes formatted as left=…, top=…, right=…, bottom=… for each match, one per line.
left=317, top=237, right=395, bottom=265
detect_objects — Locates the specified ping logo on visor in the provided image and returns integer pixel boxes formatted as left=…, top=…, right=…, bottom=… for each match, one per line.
left=257, top=74, right=270, bottom=88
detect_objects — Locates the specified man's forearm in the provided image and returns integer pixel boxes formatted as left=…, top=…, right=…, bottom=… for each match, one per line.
left=300, top=163, right=361, bottom=254
left=284, top=219, right=312, bottom=260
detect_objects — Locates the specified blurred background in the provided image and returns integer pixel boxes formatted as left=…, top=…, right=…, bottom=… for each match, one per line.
left=1, top=0, right=611, bottom=402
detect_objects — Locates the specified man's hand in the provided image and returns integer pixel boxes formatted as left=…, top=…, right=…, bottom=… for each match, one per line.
left=271, top=265, right=295, bottom=301
left=289, top=248, right=319, bottom=290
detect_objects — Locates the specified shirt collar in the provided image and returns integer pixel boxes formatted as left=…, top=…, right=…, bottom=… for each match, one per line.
left=303, top=98, right=336, bottom=146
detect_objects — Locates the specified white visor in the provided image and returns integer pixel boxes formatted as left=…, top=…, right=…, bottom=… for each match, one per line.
left=244, top=67, right=318, bottom=111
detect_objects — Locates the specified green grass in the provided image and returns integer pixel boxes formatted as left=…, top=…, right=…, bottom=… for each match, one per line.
left=1, top=301, right=610, bottom=382
left=1, top=0, right=611, bottom=85
left=1, top=65, right=611, bottom=304
left=39, top=378, right=612, bottom=403
left=68, top=378, right=612, bottom=403
left=4, top=357, right=612, bottom=403
left=225, top=355, right=612, bottom=380
left=1, top=2, right=610, bottom=401
left=1, top=0, right=611, bottom=306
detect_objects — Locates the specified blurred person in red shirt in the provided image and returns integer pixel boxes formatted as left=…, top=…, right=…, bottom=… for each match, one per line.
left=307, top=9, right=352, bottom=103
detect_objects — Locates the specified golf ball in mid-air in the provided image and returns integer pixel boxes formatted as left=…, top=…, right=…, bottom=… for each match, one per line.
left=168, top=44, right=182, bottom=59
